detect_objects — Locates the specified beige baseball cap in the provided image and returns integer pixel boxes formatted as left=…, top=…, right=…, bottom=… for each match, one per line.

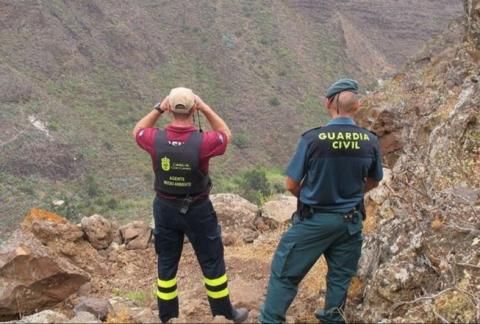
left=168, top=87, right=195, bottom=114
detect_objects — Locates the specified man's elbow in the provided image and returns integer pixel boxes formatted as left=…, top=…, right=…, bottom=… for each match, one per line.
left=132, top=126, right=141, bottom=140
left=285, top=177, right=300, bottom=193
left=221, top=129, right=232, bottom=143
left=365, top=178, right=380, bottom=192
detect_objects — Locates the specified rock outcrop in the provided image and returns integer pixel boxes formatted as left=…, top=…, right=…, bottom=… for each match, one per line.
left=352, top=2, right=480, bottom=322
left=0, top=230, right=89, bottom=320
left=465, top=0, right=480, bottom=46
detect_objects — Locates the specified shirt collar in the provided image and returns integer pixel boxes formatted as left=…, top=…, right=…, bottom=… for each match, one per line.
left=166, top=124, right=197, bottom=132
left=327, top=117, right=356, bottom=126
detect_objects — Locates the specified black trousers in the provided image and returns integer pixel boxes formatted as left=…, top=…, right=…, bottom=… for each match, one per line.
left=153, top=196, right=234, bottom=322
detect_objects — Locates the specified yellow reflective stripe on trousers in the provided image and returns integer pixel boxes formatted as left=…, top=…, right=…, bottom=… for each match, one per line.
left=203, top=274, right=227, bottom=287
left=157, top=278, right=177, bottom=288
left=156, top=289, right=178, bottom=300
left=206, top=287, right=229, bottom=299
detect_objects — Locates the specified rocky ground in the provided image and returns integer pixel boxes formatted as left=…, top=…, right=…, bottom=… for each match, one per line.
left=0, top=194, right=335, bottom=323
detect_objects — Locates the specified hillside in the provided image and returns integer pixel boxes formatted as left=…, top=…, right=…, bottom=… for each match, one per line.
left=0, top=0, right=463, bottom=239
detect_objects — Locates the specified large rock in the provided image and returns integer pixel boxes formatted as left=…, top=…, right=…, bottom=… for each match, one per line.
left=210, top=194, right=259, bottom=233
left=21, top=208, right=83, bottom=243
left=0, top=230, right=90, bottom=320
left=81, top=214, right=113, bottom=250
left=74, top=297, right=112, bottom=321
left=67, top=311, right=101, bottom=324
left=119, top=221, right=152, bottom=250
left=20, top=208, right=106, bottom=274
left=260, top=195, right=297, bottom=229
left=13, top=310, right=68, bottom=323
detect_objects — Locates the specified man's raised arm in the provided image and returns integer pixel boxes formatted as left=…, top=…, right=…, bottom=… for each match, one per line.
left=194, top=94, right=232, bottom=143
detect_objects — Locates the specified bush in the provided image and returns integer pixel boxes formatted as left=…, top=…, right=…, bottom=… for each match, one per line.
left=269, top=96, right=280, bottom=106
left=86, top=175, right=100, bottom=198
left=106, top=197, right=118, bottom=210
left=232, top=133, right=249, bottom=149
left=240, top=169, right=271, bottom=204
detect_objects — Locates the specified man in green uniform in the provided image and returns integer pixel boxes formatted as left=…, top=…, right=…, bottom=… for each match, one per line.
left=259, top=79, right=383, bottom=323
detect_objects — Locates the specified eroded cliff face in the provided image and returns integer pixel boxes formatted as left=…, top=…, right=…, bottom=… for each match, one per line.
left=352, top=2, right=480, bottom=322
left=466, top=0, right=480, bottom=46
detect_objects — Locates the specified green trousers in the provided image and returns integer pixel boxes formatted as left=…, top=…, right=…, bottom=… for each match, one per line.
left=259, top=211, right=363, bottom=323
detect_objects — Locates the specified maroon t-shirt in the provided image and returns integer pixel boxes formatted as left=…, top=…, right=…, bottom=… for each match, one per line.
left=135, top=125, right=227, bottom=174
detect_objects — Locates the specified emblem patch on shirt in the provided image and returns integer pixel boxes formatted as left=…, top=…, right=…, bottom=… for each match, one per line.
left=161, top=156, right=171, bottom=171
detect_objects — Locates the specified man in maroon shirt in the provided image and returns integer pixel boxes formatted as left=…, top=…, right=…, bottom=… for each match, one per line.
left=133, top=87, right=248, bottom=323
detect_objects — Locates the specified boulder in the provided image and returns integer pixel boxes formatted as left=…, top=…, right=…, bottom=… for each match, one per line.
left=20, top=208, right=107, bottom=274
left=74, top=297, right=112, bottom=320
left=0, top=230, right=89, bottom=320
left=81, top=214, right=113, bottom=250
left=21, top=208, right=83, bottom=243
left=67, top=311, right=101, bottom=323
left=260, top=195, right=296, bottom=228
left=119, top=221, right=152, bottom=250
left=14, top=310, right=68, bottom=323
left=210, top=194, right=259, bottom=238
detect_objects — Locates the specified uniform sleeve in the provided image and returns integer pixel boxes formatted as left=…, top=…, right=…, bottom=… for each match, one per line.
left=200, top=130, right=228, bottom=159
left=135, top=127, right=158, bottom=155
left=285, top=137, right=308, bottom=182
left=368, top=140, right=383, bottom=182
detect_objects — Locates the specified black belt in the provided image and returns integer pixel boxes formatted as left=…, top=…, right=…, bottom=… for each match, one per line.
left=295, top=201, right=365, bottom=221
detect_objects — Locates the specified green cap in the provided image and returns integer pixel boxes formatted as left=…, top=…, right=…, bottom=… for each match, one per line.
left=325, top=79, right=359, bottom=99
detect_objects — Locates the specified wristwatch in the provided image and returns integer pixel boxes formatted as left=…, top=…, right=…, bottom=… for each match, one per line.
left=154, top=102, right=164, bottom=113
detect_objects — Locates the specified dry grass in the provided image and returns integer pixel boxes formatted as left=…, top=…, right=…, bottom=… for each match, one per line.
left=106, top=306, right=134, bottom=324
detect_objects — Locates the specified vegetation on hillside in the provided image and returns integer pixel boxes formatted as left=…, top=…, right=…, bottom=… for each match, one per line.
left=0, top=0, right=462, bottom=240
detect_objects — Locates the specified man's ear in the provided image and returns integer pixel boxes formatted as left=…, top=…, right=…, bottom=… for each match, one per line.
left=354, top=99, right=361, bottom=112
left=325, top=97, right=332, bottom=109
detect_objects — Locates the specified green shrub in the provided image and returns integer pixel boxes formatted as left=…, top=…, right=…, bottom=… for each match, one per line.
left=106, top=197, right=118, bottom=210
left=86, top=175, right=100, bottom=198
left=240, top=169, right=271, bottom=204
left=232, top=132, right=249, bottom=149
left=269, top=97, right=280, bottom=106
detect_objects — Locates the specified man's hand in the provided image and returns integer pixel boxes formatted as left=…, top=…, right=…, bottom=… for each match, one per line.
left=159, top=96, right=171, bottom=112
left=194, top=94, right=210, bottom=113
left=193, top=93, right=231, bottom=142
left=132, top=98, right=168, bottom=139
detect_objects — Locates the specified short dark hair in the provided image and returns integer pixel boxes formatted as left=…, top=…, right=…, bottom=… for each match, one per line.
left=172, top=111, right=194, bottom=121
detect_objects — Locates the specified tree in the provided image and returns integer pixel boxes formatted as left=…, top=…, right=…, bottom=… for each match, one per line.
left=239, top=169, right=271, bottom=204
